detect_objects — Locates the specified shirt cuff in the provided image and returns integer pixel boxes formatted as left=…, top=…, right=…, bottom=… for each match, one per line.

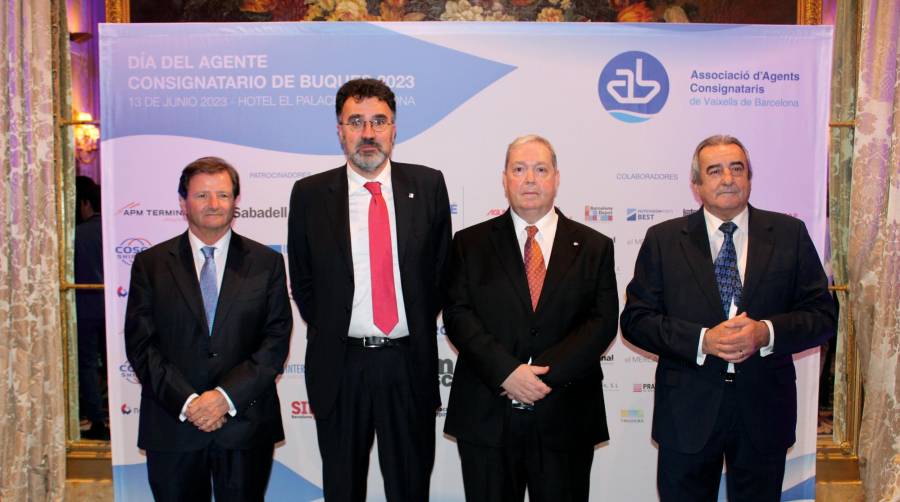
left=759, top=320, right=775, bottom=357
left=179, top=393, right=199, bottom=422
left=216, top=387, right=238, bottom=417
left=697, top=327, right=708, bottom=365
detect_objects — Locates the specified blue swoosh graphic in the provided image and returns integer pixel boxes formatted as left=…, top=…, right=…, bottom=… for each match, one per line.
left=113, top=460, right=322, bottom=501
left=100, top=23, right=516, bottom=154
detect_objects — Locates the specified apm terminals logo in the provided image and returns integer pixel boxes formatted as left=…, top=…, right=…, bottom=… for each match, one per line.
left=598, top=51, right=669, bottom=123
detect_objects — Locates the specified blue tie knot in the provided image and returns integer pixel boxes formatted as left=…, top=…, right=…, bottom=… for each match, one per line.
left=719, top=221, right=737, bottom=236
left=202, top=246, right=216, bottom=260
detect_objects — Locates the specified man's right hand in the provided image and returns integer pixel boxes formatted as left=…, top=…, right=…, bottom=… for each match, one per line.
left=500, top=364, right=552, bottom=405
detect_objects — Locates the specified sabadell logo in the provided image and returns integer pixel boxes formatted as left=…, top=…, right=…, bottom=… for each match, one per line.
left=598, top=51, right=669, bottom=123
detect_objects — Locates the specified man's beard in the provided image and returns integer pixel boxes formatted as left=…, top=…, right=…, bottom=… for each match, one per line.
left=346, top=138, right=389, bottom=172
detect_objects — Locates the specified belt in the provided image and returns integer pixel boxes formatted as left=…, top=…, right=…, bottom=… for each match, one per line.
left=723, top=372, right=736, bottom=383
left=344, top=336, right=409, bottom=349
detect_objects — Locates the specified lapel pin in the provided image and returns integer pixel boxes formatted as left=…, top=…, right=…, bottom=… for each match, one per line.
left=408, top=193, right=415, bottom=198
left=573, top=241, right=580, bottom=246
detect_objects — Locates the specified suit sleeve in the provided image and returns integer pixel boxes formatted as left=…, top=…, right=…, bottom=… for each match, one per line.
left=620, top=227, right=708, bottom=363
left=767, top=221, right=836, bottom=354
left=124, top=252, right=197, bottom=417
left=533, top=236, right=619, bottom=387
left=216, top=254, right=293, bottom=412
left=444, top=234, right=522, bottom=390
left=431, top=171, right=453, bottom=314
left=287, top=180, right=315, bottom=327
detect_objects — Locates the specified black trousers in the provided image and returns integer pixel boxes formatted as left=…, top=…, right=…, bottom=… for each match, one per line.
left=315, top=344, right=436, bottom=502
left=657, top=384, right=787, bottom=502
left=146, top=443, right=275, bottom=502
left=457, top=409, right=595, bottom=502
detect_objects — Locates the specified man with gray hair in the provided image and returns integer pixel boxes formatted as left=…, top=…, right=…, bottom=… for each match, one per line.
left=444, top=134, right=618, bottom=502
left=621, top=134, right=836, bottom=500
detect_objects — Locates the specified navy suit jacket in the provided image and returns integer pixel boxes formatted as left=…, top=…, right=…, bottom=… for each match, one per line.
left=443, top=209, right=619, bottom=450
left=124, top=231, right=292, bottom=451
left=620, top=206, right=836, bottom=454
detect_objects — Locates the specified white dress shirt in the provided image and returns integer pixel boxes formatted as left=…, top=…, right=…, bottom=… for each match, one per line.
left=510, top=208, right=559, bottom=267
left=180, top=229, right=237, bottom=421
left=696, top=207, right=775, bottom=372
left=347, top=162, right=410, bottom=338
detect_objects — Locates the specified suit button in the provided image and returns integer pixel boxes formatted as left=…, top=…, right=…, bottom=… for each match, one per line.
left=208, top=352, right=218, bottom=358
left=530, top=329, right=538, bottom=336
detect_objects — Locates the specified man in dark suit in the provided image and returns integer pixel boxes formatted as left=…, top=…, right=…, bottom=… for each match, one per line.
left=443, top=135, right=619, bottom=502
left=125, top=157, right=292, bottom=501
left=620, top=134, right=836, bottom=501
left=287, top=78, right=451, bottom=502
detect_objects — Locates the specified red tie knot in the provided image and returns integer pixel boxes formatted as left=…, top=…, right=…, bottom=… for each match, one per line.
left=364, top=181, right=382, bottom=196
left=526, top=225, right=539, bottom=239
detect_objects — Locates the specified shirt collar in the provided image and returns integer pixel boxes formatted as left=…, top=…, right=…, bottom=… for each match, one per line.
left=187, top=228, right=232, bottom=258
left=703, top=205, right=749, bottom=236
left=347, top=160, right=392, bottom=194
left=510, top=207, right=558, bottom=238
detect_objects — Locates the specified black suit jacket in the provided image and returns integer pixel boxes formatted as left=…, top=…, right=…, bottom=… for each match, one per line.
left=287, top=162, right=452, bottom=420
left=620, top=206, right=836, bottom=454
left=124, top=231, right=292, bottom=451
left=443, top=209, right=619, bottom=450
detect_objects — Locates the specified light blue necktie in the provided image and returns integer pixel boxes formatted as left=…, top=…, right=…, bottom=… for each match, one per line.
left=200, top=246, right=218, bottom=335
left=714, top=222, right=742, bottom=318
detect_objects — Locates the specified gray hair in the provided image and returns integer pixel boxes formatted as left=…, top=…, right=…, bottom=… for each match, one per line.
left=504, top=134, right=558, bottom=171
left=690, top=134, right=752, bottom=184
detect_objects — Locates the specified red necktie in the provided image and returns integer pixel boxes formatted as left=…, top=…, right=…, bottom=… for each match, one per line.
left=524, top=225, right=546, bottom=311
left=364, top=182, right=399, bottom=335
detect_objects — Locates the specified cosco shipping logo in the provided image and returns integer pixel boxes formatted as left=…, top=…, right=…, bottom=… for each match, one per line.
left=115, top=237, right=152, bottom=266
left=599, top=51, right=669, bottom=123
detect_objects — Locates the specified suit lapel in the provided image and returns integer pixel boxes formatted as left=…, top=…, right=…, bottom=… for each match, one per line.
left=211, top=232, right=250, bottom=337
left=325, top=167, right=353, bottom=277
left=740, top=206, right=774, bottom=310
left=167, top=232, right=208, bottom=332
left=535, top=210, right=580, bottom=314
left=679, top=210, right=724, bottom=318
left=490, top=211, right=533, bottom=312
left=391, top=163, right=415, bottom=265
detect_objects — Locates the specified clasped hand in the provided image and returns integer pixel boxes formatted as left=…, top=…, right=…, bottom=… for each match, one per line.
left=500, top=364, right=552, bottom=405
left=185, top=390, right=230, bottom=432
left=702, top=313, right=770, bottom=363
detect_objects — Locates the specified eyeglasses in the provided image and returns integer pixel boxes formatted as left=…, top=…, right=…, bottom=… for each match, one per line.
left=340, top=117, right=393, bottom=132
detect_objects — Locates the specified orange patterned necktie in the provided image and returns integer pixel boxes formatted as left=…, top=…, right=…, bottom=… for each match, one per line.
left=524, top=225, right=546, bottom=311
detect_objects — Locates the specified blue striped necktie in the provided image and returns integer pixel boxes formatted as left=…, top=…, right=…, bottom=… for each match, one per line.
left=714, top=222, right=742, bottom=318
left=200, top=246, right=218, bottom=335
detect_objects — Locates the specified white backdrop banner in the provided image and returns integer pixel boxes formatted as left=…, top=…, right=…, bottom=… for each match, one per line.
left=99, top=22, right=833, bottom=501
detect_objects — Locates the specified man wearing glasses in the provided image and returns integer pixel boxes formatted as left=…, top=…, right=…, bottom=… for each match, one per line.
left=443, top=135, right=619, bottom=502
left=287, top=78, right=451, bottom=501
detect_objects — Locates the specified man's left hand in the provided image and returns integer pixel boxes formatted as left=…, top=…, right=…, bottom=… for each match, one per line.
left=185, top=390, right=230, bottom=431
left=717, top=313, right=770, bottom=363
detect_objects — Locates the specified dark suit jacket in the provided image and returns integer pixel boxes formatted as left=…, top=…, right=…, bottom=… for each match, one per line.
left=620, top=206, right=836, bottom=454
left=443, top=209, right=619, bottom=450
left=287, top=162, right=452, bottom=420
left=124, top=231, right=292, bottom=451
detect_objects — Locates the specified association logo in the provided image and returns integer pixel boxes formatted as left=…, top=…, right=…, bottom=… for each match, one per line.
left=585, top=205, right=614, bottom=222
left=119, top=360, right=139, bottom=384
left=117, top=286, right=128, bottom=298
left=115, top=237, right=152, bottom=265
left=438, top=358, right=454, bottom=387
left=620, top=408, right=645, bottom=423
left=599, top=51, right=669, bottom=123
left=632, top=383, right=655, bottom=393
left=290, top=400, right=314, bottom=419
left=626, top=208, right=673, bottom=222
